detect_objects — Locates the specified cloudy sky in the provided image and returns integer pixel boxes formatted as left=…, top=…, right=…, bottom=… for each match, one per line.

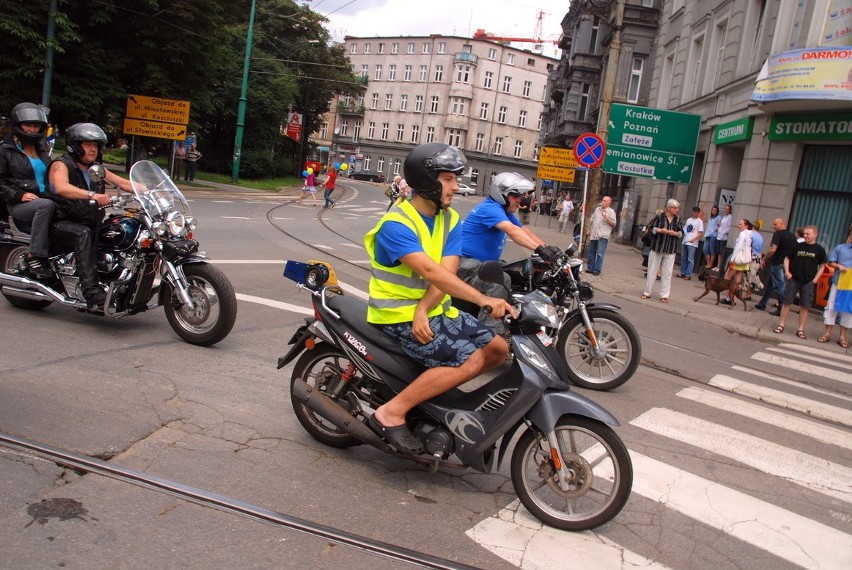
left=303, top=0, right=571, bottom=56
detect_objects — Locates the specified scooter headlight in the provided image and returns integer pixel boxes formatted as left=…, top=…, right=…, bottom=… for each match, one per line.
left=515, top=338, right=560, bottom=384
left=529, top=297, right=560, bottom=329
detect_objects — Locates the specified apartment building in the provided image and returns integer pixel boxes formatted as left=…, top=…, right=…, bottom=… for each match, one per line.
left=314, top=36, right=559, bottom=193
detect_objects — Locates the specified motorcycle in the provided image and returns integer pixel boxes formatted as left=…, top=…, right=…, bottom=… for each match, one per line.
left=502, top=242, right=641, bottom=391
left=0, top=160, right=237, bottom=346
left=277, top=259, right=632, bottom=531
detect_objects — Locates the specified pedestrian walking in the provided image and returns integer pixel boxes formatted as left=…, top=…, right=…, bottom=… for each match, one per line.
left=322, top=164, right=338, bottom=209
left=641, top=199, right=683, bottom=303
left=586, top=196, right=616, bottom=275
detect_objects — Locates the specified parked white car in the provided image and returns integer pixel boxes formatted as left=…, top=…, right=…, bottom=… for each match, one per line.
left=455, top=183, right=476, bottom=196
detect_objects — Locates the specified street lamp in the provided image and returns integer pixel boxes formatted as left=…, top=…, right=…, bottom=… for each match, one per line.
left=231, top=0, right=258, bottom=183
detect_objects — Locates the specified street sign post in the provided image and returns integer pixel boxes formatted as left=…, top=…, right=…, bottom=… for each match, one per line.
left=603, top=103, right=701, bottom=184
left=122, top=118, right=188, bottom=141
left=125, top=94, right=190, bottom=125
left=537, top=146, right=578, bottom=183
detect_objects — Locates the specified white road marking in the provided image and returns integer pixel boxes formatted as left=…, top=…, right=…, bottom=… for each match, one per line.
left=235, top=293, right=311, bottom=315
left=212, top=200, right=234, bottom=203
left=220, top=216, right=251, bottom=220
left=340, top=243, right=362, bottom=248
left=631, top=408, right=852, bottom=503
left=312, top=244, right=333, bottom=250
left=750, top=352, right=852, bottom=384
left=677, top=386, right=851, bottom=448
left=776, top=342, right=852, bottom=363
left=710, top=373, right=852, bottom=427
left=212, top=260, right=284, bottom=264
left=730, top=365, right=852, bottom=403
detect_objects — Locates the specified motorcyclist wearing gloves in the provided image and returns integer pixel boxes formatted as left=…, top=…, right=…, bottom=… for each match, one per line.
left=458, top=172, right=561, bottom=305
left=364, top=143, right=514, bottom=455
left=48, top=123, right=132, bottom=307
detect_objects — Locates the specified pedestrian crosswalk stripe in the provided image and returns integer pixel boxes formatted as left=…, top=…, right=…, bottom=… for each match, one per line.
left=631, top=408, right=852, bottom=503
left=677, top=386, right=851, bottom=448
left=776, top=342, right=852, bottom=364
left=731, top=364, right=852, bottom=403
left=751, top=352, right=852, bottom=384
left=624, top=451, right=852, bottom=569
left=765, top=345, right=852, bottom=369
left=711, top=374, right=852, bottom=427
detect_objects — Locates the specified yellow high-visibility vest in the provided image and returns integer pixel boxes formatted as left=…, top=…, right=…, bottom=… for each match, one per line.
left=364, top=200, right=460, bottom=324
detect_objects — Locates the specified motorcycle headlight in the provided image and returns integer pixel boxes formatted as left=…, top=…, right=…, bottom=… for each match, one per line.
left=185, top=217, right=197, bottom=231
left=578, top=283, right=594, bottom=302
left=165, top=211, right=188, bottom=236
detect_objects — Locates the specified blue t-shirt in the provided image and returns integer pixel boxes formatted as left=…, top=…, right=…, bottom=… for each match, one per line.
left=461, top=197, right=522, bottom=261
left=28, top=156, right=48, bottom=195
left=751, top=230, right=764, bottom=257
left=374, top=211, right=462, bottom=267
left=829, top=242, right=852, bottom=285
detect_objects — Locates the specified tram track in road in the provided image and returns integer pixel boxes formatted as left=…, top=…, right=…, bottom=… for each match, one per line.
left=0, top=431, right=478, bottom=570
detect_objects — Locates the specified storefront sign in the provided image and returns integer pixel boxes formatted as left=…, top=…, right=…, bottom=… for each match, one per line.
left=713, top=117, right=754, bottom=145
left=752, top=47, right=852, bottom=103
left=768, top=113, right=852, bottom=141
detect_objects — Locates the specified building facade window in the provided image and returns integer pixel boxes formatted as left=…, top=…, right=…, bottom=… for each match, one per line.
left=381, top=123, right=389, bottom=140
left=523, top=80, right=532, bottom=98
left=411, top=125, right=420, bottom=143
left=364, top=43, right=371, bottom=54
left=471, top=168, right=479, bottom=186
left=360, top=64, right=368, bottom=77
left=502, top=76, right=512, bottom=93
left=388, top=64, right=396, bottom=81
left=384, top=93, right=393, bottom=110
left=376, top=157, right=384, bottom=172
left=518, top=110, right=527, bottom=127
left=407, top=42, right=414, bottom=54
left=451, top=97, right=466, bottom=115
left=479, top=102, right=489, bottom=120
left=422, top=42, right=430, bottom=54
left=455, top=64, right=472, bottom=83
left=392, top=42, right=399, bottom=54
left=438, top=41, right=447, bottom=53
left=370, top=92, right=379, bottom=109
left=434, top=65, right=444, bottom=82
left=447, top=129, right=461, bottom=146
left=506, top=53, right=515, bottom=65
left=364, top=156, right=372, bottom=170
left=589, top=18, right=600, bottom=52
left=475, top=133, right=484, bottom=152
left=350, top=42, right=357, bottom=54
left=320, top=122, right=328, bottom=138
left=374, top=64, right=382, bottom=80
left=514, top=140, right=523, bottom=158
left=396, top=123, right=404, bottom=141
left=578, top=84, right=591, bottom=121
left=419, top=65, right=427, bottom=81
left=403, top=65, right=412, bottom=81
left=415, top=95, right=424, bottom=112
left=494, top=137, right=503, bottom=155
left=430, top=96, right=439, bottom=113
left=426, top=126, right=435, bottom=143
left=627, top=57, right=643, bottom=103
left=353, top=120, right=361, bottom=141
left=378, top=42, right=385, bottom=54
left=393, top=158, right=402, bottom=175
left=488, top=47, right=497, bottom=60
left=340, top=119, right=349, bottom=136
left=498, top=106, right=507, bottom=123
left=399, top=94, right=408, bottom=111
left=484, top=71, right=493, bottom=89
left=367, top=122, right=375, bottom=138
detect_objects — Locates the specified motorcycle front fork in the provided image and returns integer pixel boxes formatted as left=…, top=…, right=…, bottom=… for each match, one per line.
left=162, top=260, right=196, bottom=309
left=560, top=303, right=599, bottom=348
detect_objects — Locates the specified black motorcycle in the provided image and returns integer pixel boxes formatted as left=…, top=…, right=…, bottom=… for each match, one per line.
left=502, top=242, right=641, bottom=391
left=0, top=160, right=237, bottom=346
left=278, top=260, right=632, bottom=531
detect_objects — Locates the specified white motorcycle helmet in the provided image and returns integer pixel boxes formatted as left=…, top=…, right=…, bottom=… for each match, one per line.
left=488, top=172, right=535, bottom=208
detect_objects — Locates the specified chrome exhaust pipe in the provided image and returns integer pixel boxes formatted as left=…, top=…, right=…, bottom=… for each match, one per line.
left=0, top=273, right=86, bottom=308
left=291, top=377, right=393, bottom=453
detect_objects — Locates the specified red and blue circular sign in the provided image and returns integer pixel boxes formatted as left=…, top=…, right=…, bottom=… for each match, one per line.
left=572, top=133, right=606, bottom=168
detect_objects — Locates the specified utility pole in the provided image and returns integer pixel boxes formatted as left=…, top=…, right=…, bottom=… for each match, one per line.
left=41, top=0, right=58, bottom=110
left=231, top=0, right=257, bottom=183
left=584, top=0, right=624, bottom=246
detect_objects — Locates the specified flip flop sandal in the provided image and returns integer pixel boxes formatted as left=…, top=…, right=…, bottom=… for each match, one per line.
left=817, top=335, right=830, bottom=343
left=367, top=415, right=424, bottom=455
left=839, top=339, right=849, bottom=349
left=640, top=294, right=651, bottom=299
left=796, top=330, right=807, bottom=340
left=661, top=298, right=669, bottom=303
left=773, top=325, right=784, bottom=334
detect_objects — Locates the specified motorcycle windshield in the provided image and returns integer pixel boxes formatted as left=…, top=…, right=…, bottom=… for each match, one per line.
left=128, top=160, right=191, bottom=218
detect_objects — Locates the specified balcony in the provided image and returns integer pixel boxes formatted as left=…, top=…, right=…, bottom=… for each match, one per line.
left=454, top=51, right=478, bottom=65
left=444, top=115, right=469, bottom=131
left=337, top=103, right=365, bottom=116
left=449, top=83, right=474, bottom=100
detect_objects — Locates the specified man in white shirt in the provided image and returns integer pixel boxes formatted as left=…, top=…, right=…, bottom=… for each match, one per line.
left=586, top=196, right=617, bottom=275
left=678, top=206, right=704, bottom=280
left=558, top=195, right=574, bottom=233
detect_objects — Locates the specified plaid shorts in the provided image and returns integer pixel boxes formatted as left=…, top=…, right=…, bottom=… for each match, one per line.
left=380, top=311, right=495, bottom=368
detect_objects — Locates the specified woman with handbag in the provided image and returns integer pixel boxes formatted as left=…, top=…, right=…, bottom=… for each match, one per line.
left=726, top=219, right=754, bottom=306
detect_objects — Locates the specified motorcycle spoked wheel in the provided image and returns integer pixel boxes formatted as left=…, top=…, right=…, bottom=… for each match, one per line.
left=510, top=415, right=632, bottom=531
left=556, top=308, right=640, bottom=391
left=0, top=244, right=53, bottom=311
left=163, top=263, right=237, bottom=346
left=290, top=344, right=361, bottom=449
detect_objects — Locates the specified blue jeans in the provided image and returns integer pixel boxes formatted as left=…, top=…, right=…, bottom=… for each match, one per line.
left=680, top=244, right=697, bottom=277
left=587, top=238, right=608, bottom=273
left=757, top=263, right=785, bottom=308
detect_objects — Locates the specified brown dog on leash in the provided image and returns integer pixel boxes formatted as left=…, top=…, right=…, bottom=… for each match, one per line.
left=694, top=268, right=748, bottom=310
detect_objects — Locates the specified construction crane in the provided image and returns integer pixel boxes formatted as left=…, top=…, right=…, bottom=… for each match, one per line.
left=472, top=10, right=560, bottom=45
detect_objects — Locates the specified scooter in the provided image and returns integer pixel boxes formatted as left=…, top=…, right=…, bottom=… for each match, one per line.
left=278, top=260, right=632, bottom=531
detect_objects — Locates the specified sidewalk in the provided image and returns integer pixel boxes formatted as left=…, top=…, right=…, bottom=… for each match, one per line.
left=523, top=213, right=840, bottom=348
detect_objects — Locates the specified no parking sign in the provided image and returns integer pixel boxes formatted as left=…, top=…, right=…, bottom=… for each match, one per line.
left=572, top=133, right=606, bottom=169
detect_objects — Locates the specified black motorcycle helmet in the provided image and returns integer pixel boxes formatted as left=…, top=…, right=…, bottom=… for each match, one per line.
left=403, top=143, right=466, bottom=208
left=10, top=102, right=48, bottom=145
left=65, top=122, right=107, bottom=165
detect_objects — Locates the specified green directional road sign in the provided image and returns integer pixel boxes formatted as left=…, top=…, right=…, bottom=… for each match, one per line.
left=603, top=103, right=702, bottom=184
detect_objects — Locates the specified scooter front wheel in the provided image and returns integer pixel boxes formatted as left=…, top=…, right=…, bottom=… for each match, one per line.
left=557, top=308, right=640, bottom=390
left=510, top=415, right=632, bottom=531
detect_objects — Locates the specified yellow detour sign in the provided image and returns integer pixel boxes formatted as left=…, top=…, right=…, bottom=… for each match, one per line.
left=122, top=118, right=189, bottom=141
left=537, top=146, right=578, bottom=183
left=124, top=94, right=190, bottom=140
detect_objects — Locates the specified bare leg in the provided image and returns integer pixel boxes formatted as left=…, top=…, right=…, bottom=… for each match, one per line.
left=374, top=336, right=507, bottom=427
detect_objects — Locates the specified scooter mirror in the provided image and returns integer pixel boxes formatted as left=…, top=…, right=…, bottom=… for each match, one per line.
left=477, top=260, right=505, bottom=285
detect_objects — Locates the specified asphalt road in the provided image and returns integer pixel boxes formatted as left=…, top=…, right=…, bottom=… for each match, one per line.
left=0, top=179, right=849, bottom=569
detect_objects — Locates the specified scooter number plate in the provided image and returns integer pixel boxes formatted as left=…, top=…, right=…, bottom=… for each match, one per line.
left=536, top=330, right=554, bottom=346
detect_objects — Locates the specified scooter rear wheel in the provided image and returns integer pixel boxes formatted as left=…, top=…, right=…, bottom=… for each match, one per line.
left=290, top=344, right=361, bottom=449
left=511, top=415, right=632, bottom=531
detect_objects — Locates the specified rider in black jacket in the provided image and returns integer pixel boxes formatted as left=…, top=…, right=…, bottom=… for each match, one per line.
left=48, top=123, right=132, bottom=307
left=0, top=103, right=56, bottom=278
